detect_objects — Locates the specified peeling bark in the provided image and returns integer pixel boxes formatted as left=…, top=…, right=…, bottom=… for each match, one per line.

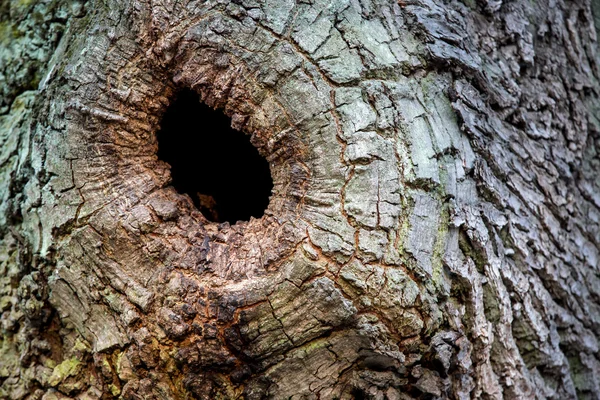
left=1, top=0, right=600, bottom=399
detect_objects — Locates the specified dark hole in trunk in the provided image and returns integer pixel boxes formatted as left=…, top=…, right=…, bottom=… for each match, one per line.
left=157, top=89, right=273, bottom=224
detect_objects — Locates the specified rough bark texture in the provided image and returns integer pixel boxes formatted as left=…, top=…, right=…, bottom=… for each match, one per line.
left=1, top=0, right=600, bottom=398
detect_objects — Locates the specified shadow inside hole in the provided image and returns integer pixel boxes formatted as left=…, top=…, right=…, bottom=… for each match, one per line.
left=156, top=89, right=273, bottom=224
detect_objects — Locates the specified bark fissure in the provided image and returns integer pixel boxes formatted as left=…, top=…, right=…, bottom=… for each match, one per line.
left=2, top=0, right=600, bottom=398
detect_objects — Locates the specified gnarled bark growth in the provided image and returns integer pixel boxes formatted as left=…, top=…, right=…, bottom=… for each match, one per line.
left=1, top=0, right=600, bottom=398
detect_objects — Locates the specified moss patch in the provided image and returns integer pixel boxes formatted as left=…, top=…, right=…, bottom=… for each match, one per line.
left=48, top=357, right=82, bottom=387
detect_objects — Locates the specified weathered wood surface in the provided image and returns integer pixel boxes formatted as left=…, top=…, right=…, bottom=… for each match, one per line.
left=1, top=0, right=600, bottom=398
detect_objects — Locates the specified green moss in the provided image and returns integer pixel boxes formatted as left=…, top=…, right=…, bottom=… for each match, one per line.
left=48, top=357, right=82, bottom=387
left=301, top=338, right=329, bottom=353
left=0, top=21, right=15, bottom=45
left=108, top=383, right=121, bottom=396
left=14, top=0, right=35, bottom=7
left=72, top=337, right=91, bottom=353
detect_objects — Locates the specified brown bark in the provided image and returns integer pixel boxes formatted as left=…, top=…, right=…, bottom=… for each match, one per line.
left=1, top=0, right=600, bottom=398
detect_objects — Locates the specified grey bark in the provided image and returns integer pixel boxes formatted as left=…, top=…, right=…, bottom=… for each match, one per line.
left=1, top=0, right=600, bottom=398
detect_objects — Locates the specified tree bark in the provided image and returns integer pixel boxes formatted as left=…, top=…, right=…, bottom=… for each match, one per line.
left=2, top=0, right=600, bottom=398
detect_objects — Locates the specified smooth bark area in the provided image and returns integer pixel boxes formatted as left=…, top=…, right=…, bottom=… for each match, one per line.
left=1, top=0, right=600, bottom=398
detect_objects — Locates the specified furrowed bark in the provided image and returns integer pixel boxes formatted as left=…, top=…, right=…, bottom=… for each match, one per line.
left=1, top=0, right=600, bottom=399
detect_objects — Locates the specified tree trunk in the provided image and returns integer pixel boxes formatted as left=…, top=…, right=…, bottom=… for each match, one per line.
left=2, top=0, right=600, bottom=398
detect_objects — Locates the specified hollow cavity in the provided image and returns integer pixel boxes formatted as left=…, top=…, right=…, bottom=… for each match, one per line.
left=156, top=89, right=273, bottom=224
